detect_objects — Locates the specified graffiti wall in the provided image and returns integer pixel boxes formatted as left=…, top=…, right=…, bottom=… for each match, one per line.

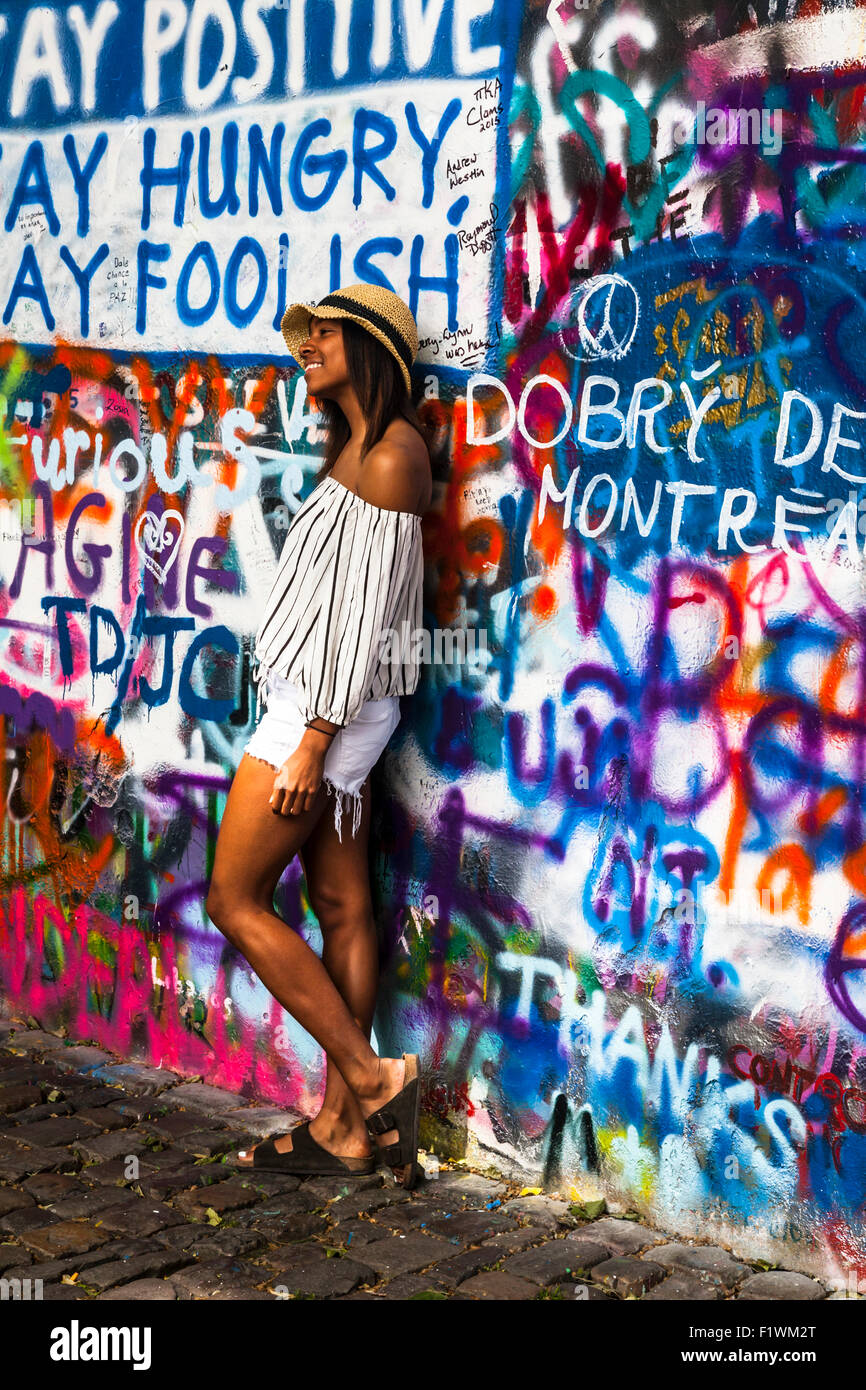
left=1, top=0, right=865, bottom=1281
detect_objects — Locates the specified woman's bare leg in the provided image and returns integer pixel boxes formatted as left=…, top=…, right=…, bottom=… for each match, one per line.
left=234, top=774, right=380, bottom=1162
left=296, top=774, right=379, bottom=1155
left=205, top=756, right=406, bottom=1157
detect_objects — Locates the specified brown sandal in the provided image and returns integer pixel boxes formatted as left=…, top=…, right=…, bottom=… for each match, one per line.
left=364, top=1054, right=421, bottom=1190
left=233, top=1122, right=376, bottom=1175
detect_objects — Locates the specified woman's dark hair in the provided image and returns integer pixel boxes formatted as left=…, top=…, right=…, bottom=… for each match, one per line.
left=311, top=317, right=429, bottom=485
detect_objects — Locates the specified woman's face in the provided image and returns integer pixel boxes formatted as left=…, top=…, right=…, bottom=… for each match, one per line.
left=298, top=317, right=350, bottom=397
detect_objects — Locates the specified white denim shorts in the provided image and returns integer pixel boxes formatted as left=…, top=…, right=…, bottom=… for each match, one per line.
left=243, top=671, right=401, bottom=842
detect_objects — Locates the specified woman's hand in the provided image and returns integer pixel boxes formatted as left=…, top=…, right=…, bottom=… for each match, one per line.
left=269, top=742, right=327, bottom=817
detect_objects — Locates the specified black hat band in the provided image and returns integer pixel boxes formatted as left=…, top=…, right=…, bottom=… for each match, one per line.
left=315, top=292, right=414, bottom=375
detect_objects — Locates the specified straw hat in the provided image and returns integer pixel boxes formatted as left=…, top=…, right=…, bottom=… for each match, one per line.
left=281, top=283, right=419, bottom=393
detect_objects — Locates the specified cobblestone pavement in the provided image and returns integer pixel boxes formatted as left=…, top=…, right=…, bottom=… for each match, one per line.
left=0, top=1023, right=835, bottom=1302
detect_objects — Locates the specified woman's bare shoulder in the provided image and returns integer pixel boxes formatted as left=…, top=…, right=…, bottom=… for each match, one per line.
left=361, top=423, right=431, bottom=515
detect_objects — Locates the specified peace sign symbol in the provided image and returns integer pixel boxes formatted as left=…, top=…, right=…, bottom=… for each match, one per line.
left=559, top=273, right=640, bottom=362
left=826, top=901, right=866, bottom=1033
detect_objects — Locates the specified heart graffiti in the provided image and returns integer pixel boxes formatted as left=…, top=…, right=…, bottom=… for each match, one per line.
left=133, top=510, right=185, bottom=584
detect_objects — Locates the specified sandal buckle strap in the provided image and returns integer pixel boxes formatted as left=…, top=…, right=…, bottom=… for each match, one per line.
left=366, top=1108, right=396, bottom=1136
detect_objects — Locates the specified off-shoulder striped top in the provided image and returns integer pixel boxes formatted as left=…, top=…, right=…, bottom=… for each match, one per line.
left=251, top=473, right=424, bottom=728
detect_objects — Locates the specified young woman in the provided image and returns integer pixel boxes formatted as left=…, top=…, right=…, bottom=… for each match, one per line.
left=206, top=284, right=432, bottom=1187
